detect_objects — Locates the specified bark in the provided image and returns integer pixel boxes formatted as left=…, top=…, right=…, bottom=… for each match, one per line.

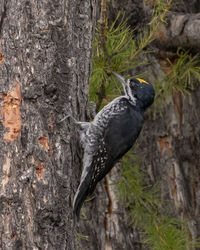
left=0, top=0, right=97, bottom=249
left=155, top=13, right=200, bottom=49
left=106, top=0, right=146, bottom=31
left=138, top=84, right=200, bottom=240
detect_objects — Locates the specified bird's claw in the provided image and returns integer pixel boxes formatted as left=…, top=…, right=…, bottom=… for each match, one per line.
left=58, top=113, right=78, bottom=124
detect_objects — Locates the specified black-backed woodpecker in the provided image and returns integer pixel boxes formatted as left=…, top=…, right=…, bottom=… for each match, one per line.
left=73, top=72, right=155, bottom=220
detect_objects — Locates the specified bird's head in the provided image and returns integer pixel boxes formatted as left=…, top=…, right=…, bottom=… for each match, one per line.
left=112, top=72, right=155, bottom=110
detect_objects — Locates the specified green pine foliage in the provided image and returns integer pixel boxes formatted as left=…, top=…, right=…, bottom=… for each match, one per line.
left=89, top=0, right=172, bottom=110
left=144, top=217, right=190, bottom=250
left=89, top=13, right=145, bottom=107
left=154, top=48, right=200, bottom=116
left=90, top=1, right=200, bottom=114
left=117, top=151, right=199, bottom=250
left=117, top=152, right=159, bottom=226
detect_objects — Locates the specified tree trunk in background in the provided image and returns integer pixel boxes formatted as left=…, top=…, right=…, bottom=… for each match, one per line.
left=138, top=84, right=200, bottom=241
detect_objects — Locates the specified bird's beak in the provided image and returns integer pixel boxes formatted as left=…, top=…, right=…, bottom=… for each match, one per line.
left=112, top=72, right=126, bottom=87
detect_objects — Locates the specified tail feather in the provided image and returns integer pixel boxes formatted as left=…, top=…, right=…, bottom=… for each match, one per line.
left=73, top=170, right=92, bottom=221
left=73, top=184, right=89, bottom=220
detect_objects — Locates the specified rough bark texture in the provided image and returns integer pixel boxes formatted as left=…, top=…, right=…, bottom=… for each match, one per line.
left=0, top=0, right=96, bottom=249
left=155, top=13, right=200, bottom=49
left=138, top=75, right=200, bottom=241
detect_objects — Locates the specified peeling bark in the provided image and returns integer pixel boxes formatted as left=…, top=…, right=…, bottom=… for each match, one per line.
left=1, top=82, right=21, bottom=142
left=103, top=168, right=142, bottom=250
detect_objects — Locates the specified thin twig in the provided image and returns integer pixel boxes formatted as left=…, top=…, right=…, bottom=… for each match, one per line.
left=154, top=220, right=172, bottom=249
left=96, top=0, right=108, bottom=111
left=99, top=0, right=108, bottom=58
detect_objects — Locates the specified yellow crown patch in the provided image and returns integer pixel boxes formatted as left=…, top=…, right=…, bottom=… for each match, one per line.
left=136, top=78, right=150, bottom=85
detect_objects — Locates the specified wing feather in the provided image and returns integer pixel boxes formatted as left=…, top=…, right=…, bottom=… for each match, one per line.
left=104, top=106, right=144, bottom=160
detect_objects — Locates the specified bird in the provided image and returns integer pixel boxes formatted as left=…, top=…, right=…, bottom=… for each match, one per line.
left=73, top=72, right=155, bottom=220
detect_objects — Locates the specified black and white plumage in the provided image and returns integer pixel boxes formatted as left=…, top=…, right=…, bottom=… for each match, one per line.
left=73, top=72, right=155, bottom=219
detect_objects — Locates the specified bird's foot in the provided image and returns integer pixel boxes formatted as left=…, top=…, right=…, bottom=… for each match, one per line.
left=58, top=113, right=90, bottom=131
left=58, top=113, right=78, bottom=124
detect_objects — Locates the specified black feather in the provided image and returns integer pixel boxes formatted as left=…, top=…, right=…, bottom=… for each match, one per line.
left=73, top=169, right=92, bottom=220
left=72, top=73, right=155, bottom=221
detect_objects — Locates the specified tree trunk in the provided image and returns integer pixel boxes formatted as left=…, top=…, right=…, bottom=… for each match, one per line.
left=0, top=0, right=97, bottom=249
left=155, top=13, right=200, bottom=49
left=138, top=85, right=200, bottom=241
